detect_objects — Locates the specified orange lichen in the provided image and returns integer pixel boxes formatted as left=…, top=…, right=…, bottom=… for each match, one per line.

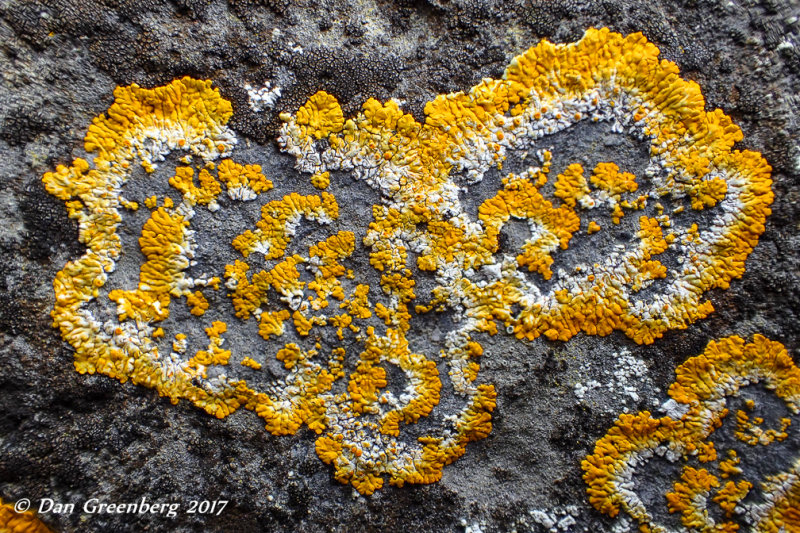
left=554, top=163, right=589, bottom=208
left=756, top=465, right=800, bottom=533
left=713, top=479, right=753, bottom=517
left=288, top=91, right=344, bottom=140
left=310, top=171, right=330, bottom=190
left=108, top=205, right=190, bottom=324
left=583, top=335, right=800, bottom=532
left=590, top=162, right=638, bottom=196
left=216, top=159, right=272, bottom=198
left=46, top=28, right=774, bottom=497
left=169, top=166, right=222, bottom=207
left=241, top=357, right=262, bottom=370
left=0, top=499, right=51, bottom=533
left=281, top=27, right=772, bottom=350
left=231, top=192, right=338, bottom=259
left=186, top=291, right=209, bottom=316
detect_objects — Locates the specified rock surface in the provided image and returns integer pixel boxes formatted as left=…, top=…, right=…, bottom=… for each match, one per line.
left=1, top=1, right=799, bottom=532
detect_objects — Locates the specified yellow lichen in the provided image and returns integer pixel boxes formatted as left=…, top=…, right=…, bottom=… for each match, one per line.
left=169, top=166, right=222, bottom=207
left=281, top=27, right=772, bottom=349
left=186, top=291, right=209, bottom=316
left=45, top=28, right=773, bottom=497
left=0, top=499, right=51, bottom=533
left=311, top=171, right=330, bottom=189
left=291, top=91, right=344, bottom=140
left=583, top=335, right=800, bottom=532
left=554, top=163, right=589, bottom=208
left=216, top=159, right=272, bottom=198
left=590, top=162, right=638, bottom=196
left=241, top=357, right=262, bottom=370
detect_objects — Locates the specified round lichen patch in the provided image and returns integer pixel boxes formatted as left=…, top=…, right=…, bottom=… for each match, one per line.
left=44, top=28, right=773, bottom=497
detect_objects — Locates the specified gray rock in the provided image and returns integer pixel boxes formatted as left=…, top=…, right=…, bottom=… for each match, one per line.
left=1, top=1, right=799, bottom=531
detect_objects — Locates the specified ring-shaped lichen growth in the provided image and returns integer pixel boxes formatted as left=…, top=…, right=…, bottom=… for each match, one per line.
left=280, top=27, right=773, bottom=347
left=42, top=77, right=481, bottom=495
left=45, top=28, right=773, bottom=496
left=583, top=335, right=800, bottom=533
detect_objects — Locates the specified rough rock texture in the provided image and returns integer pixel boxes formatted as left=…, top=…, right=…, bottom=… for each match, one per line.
left=1, top=0, right=799, bottom=531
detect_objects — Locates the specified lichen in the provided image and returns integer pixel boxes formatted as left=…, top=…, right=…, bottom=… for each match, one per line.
left=583, top=335, right=800, bottom=532
left=0, top=499, right=51, bottom=533
left=45, top=28, right=772, bottom=495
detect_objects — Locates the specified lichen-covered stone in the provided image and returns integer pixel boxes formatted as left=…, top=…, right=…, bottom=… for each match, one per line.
left=1, top=1, right=799, bottom=532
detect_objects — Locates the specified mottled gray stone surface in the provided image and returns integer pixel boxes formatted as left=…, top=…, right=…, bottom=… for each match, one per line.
left=1, top=1, right=799, bottom=531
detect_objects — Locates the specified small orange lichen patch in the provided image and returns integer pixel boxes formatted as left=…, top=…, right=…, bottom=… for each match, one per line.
left=186, top=291, right=209, bottom=316
left=590, top=162, right=638, bottom=196
left=713, top=479, right=753, bottom=517
left=258, top=309, right=291, bottom=340
left=719, top=450, right=743, bottom=479
left=241, top=357, right=262, bottom=370
left=216, top=159, right=272, bottom=197
left=310, top=171, right=330, bottom=190
left=756, top=468, right=800, bottom=533
left=479, top=175, right=579, bottom=282
left=665, top=467, right=724, bottom=530
left=186, top=321, right=232, bottom=380
left=231, top=192, right=339, bottom=259
left=119, top=196, right=138, bottom=211
left=108, top=205, right=190, bottom=324
left=735, top=408, right=791, bottom=446
left=169, top=166, right=222, bottom=207
left=0, top=499, right=51, bottom=533
left=291, top=91, right=344, bottom=140
left=583, top=335, right=800, bottom=532
left=554, top=163, right=589, bottom=208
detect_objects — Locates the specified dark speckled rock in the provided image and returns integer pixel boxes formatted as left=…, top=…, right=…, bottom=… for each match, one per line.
left=1, top=1, right=799, bottom=531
